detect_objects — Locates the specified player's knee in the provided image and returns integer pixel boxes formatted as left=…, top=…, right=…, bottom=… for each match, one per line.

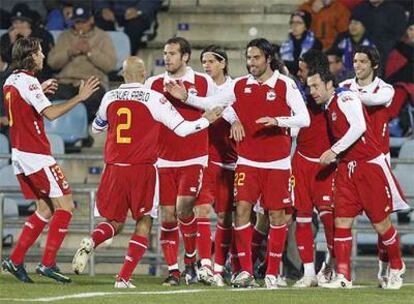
left=235, top=202, right=251, bottom=226
left=268, top=209, right=286, bottom=226
left=111, top=221, right=124, bottom=234
left=334, top=217, right=353, bottom=228
left=160, top=207, right=176, bottom=223
left=217, top=212, right=232, bottom=227
left=373, top=216, right=392, bottom=235
left=195, top=204, right=211, bottom=218
left=134, top=216, right=152, bottom=236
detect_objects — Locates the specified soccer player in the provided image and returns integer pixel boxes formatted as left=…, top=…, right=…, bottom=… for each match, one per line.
left=307, top=63, right=408, bottom=289
left=165, top=38, right=310, bottom=288
left=195, top=45, right=236, bottom=286
left=340, top=45, right=397, bottom=287
left=292, top=49, right=336, bottom=287
left=145, top=37, right=217, bottom=286
left=71, top=56, right=221, bottom=288
left=2, top=37, right=100, bottom=283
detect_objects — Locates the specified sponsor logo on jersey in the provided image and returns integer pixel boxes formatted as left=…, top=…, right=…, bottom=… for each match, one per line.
left=62, top=180, right=69, bottom=189
left=190, top=187, right=197, bottom=192
left=266, top=89, right=276, bottom=101
left=244, top=87, right=252, bottom=94
left=331, top=111, right=337, bottom=121
left=323, top=195, right=331, bottom=201
left=282, top=198, right=291, bottom=204
left=159, top=97, right=168, bottom=104
left=29, top=84, right=40, bottom=91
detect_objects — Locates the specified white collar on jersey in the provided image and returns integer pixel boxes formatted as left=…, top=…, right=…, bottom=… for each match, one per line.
left=216, top=76, right=233, bottom=90
left=246, top=70, right=280, bottom=88
left=352, top=76, right=380, bottom=92
left=118, top=82, right=144, bottom=89
left=163, top=66, right=195, bottom=84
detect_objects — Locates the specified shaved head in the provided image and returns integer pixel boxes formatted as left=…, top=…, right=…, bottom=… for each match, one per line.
left=122, top=56, right=146, bottom=83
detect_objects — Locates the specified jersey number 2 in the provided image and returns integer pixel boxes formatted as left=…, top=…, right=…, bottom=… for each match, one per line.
left=116, top=107, right=132, bottom=144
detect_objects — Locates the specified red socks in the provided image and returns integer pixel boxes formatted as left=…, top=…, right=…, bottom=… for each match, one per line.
left=334, top=227, right=352, bottom=281
left=41, top=209, right=72, bottom=267
left=214, top=224, right=232, bottom=273
left=91, top=222, right=116, bottom=248
left=230, top=226, right=241, bottom=274
left=179, top=215, right=197, bottom=265
left=377, top=234, right=389, bottom=263
left=10, top=212, right=48, bottom=265
left=118, top=235, right=148, bottom=281
left=196, top=218, right=212, bottom=266
left=251, top=227, right=266, bottom=265
left=319, top=210, right=334, bottom=257
left=266, top=224, right=287, bottom=276
left=234, top=223, right=253, bottom=274
left=160, top=222, right=179, bottom=271
left=381, top=226, right=403, bottom=270
left=295, top=219, right=314, bottom=264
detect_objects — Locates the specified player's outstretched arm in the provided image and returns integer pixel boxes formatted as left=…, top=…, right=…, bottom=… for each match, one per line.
left=42, top=76, right=100, bottom=121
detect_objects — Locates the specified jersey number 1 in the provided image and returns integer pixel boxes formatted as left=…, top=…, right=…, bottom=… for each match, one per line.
left=116, top=107, right=132, bottom=144
left=5, top=92, right=13, bottom=127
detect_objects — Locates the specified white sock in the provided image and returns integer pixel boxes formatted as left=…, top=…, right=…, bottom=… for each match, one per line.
left=304, top=263, right=315, bottom=276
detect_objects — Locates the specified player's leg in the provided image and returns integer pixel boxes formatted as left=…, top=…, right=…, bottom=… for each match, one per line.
left=213, top=210, right=232, bottom=286
left=176, top=165, right=204, bottom=284
left=36, top=193, right=75, bottom=283
left=231, top=166, right=258, bottom=288
left=158, top=168, right=181, bottom=285
left=3, top=197, right=51, bottom=283
left=115, top=215, right=152, bottom=288
left=251, top=211, right=268, bottom=268
left=195, top=203, right=214, bottom=285
left=372, top=217, right=405, bottom=289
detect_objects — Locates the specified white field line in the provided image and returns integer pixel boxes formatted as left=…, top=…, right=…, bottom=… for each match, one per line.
left=0, top=284, right=396, bottom=302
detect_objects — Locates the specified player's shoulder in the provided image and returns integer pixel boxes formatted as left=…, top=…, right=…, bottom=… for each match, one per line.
left=4, top=71, right=38, bottom=89
left=376, top=77, right=393, bottom=89
left=339, top=78, right=354, bottom=88
left=233, top=75, right=250, bottom=85
left=145, top=74, right=164, bottom=88
left=335, top=87, right=359, bottom=104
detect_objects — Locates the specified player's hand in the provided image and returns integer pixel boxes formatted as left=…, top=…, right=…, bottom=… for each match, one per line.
left=320, top=149, right=337, bottom=165
left=41, top=79, right=58, bottom=95
left=203, top=107, right=223, bottom=124
left=256, top=116, right=278, bottom=127
left=230, top=120, right=245, bottom=142
left=78, top=76, right=100, bottom=101
left=164, top=80, right=188, bottom=101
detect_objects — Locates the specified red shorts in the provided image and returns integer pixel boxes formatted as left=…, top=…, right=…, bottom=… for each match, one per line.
left=158, top=165, right=204, bottom=206
left=195, top=162, right=234, bottom=213
left=234, top=165, right=292, bottom=211
left=334, top=154, right=408, bottom=224
left=292, top=152, right=335, bottom=215
left=17, top=163, right=72, bottom=200
left=96, top=164, right=156, bottom=223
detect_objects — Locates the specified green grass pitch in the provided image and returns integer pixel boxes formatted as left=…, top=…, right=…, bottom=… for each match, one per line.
left=1, top=274, right=413, bottom=304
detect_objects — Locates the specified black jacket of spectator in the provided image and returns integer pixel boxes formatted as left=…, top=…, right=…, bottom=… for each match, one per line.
left=352, top=1, right=407, bottom=63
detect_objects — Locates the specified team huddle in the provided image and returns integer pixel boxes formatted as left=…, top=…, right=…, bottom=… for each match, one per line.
left=2, top=36, right=408, bottom=291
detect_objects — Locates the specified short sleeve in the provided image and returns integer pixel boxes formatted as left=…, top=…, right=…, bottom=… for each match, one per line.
left=21, top=76, right=51, bottom=114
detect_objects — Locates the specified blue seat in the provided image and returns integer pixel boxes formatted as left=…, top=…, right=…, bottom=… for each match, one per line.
left=0, top=133, right=9, bottom=169
left=44, top=102, right=88, bottom=145
left=108, top=31, right=131, bottom=70
left=46, top=133, right=65, bottom=155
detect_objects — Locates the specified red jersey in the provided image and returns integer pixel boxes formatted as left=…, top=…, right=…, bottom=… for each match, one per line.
left=209, top=77, right=237, bottom=165
left=327, top=88, right=381, bottom=162
left=92, top=83, right=187, bottom=165
left=340, top=77, right=394, bottom=155
left=296, top=95, right=331, bottom=158
left=145, top=67, right=216, bottom=167
left=3, top=71, right=52, bottom=155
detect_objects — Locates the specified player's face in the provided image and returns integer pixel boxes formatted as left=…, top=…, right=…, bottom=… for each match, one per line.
left=246, top=46, right=269, bottom=78
left=353, top=52, right=374, bottom=82
left=297, top=61, right=308, bottom=84
left=308, top=73, right=329, bottom=105
left=163, top=43, right=187, bottom=74
left=290, top=16, right=306, bottom=37
left=32, top=45, right=45, bottom=71
left=202, top=53, right=225, bottom=80
left=407, top=25, right=414, bottom=42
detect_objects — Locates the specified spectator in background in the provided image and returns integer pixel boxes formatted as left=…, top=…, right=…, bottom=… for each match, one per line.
left=0, top=4, right=54, bottom=81
left=338, top=0, right=363, bottom=10
left=0, top=53, right=12, bottom=137
left=299, top=0, right=350, bottom=50
left=385, top=15, right=414, bottom=120
left=325, top=48, right=354, bottom=83
left=0, top=9, right=11, bottom=29
left=47, top=5, right=116, bottom=128
left=330, top=11, right=375, bottom=73
left=280, top=10, right=322, bottom=76
left=46, top=1, right=74, bottom=31
left=93, top=0, right=162, bottom=55
left=352, top=0, right=407, bottom=64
